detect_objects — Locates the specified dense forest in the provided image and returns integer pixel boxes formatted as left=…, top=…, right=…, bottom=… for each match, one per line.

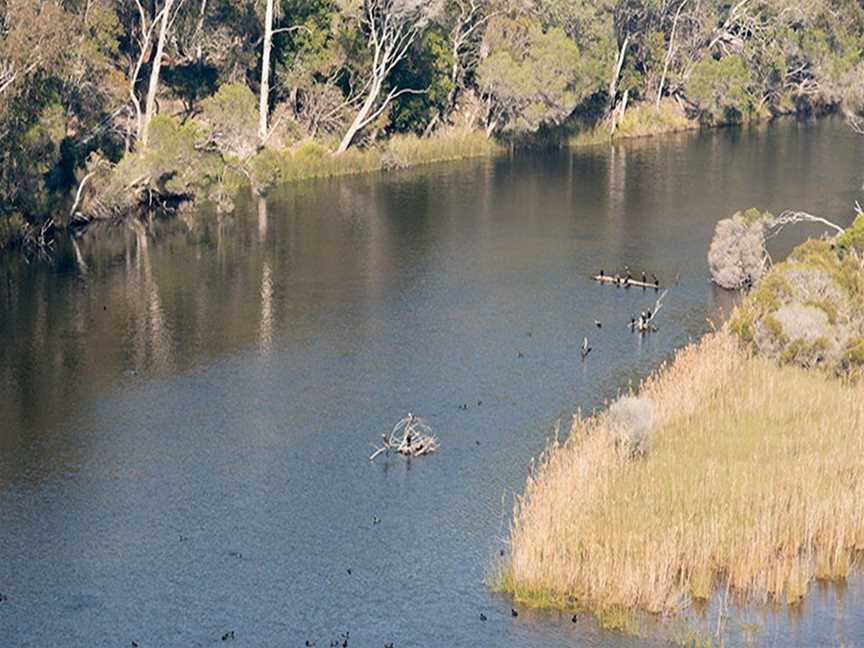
left=1, top=0, right=863, bottom=252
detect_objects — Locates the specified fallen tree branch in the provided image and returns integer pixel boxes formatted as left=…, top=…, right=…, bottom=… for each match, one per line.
left=369, top=413, right=439, bottom=461
left=768, top=210, right=845, bottom=237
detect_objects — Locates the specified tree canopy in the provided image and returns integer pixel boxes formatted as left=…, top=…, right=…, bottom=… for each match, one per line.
left=1, top=0, right=863, bottom=249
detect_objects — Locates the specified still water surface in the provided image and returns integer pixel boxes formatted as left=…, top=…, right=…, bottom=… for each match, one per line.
left=2, top=118, right=863, bottom=647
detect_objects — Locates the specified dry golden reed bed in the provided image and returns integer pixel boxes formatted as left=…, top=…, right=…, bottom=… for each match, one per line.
left=499, top=329, right=864, bottom=617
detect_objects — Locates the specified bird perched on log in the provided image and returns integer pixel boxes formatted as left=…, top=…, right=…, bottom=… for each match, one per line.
left=581, top=337, right=592, bottom=359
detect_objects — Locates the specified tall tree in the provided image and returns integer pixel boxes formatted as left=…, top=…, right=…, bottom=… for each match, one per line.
left=141, top=0, right=180, bottom=147
left=336, top=0, right=443, bottom=153
left=259, top=0, right=275, bottom=143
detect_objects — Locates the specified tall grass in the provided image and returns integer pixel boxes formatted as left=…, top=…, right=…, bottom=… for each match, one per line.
left=569, top=102, right=698, bottom=147
left=499, top=329, right=864, bottom=618
left=251, top=127, right=500, bottom=191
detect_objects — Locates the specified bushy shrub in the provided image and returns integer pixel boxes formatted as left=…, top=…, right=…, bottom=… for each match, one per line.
left=0, top=213, right=27, bottom=249
left=835, top=212, right=864, bottom=255
left=200, top=82, right=258, bottom=160
left=606, top=397, right=655, bottom=457
left=687, top=55, right=754, bottom=125
left=730, top=237, right=864, bottom=373
left=708, top=208, right=771, bottom=289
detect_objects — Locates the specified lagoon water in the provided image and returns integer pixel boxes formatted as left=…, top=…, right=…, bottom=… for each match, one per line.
left=2, top=118, right=863, bottom=647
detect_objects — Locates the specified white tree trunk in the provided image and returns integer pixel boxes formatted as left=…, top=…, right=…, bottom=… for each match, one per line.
left=141, top=0, right=175, bottom=147
left=259, top=0, right=274, bottom=144
left=656, top=0, right=686, bottom=110
left=608, top=34, right=630, bottom=115
left=336, top=80, right=381, bottom=154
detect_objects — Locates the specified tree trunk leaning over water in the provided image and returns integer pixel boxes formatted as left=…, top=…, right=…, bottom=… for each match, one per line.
left=336, top=0, right=439, bottom=154
left=141, top=0, right=177, bottom=147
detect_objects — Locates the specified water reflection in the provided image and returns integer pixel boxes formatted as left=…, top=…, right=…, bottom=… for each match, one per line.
left=1, top=117, right=863, bottom=648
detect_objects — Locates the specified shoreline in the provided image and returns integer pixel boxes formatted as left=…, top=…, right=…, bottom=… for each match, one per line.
left=0, top=106, right=833, bottom=255
left=497, top=325, right=864, bottom=632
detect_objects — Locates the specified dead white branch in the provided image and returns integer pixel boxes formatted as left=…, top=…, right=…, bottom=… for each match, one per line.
left=369, top=413, right=439, bottom=461
left=631, top=289, right=669, bottom=333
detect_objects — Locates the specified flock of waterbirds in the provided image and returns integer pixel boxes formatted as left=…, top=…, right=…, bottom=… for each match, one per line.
left=369, top=265, right=667, bottom=460
left=175, top=265, right=668, bottom=648
left=128, top=263, right=665, bottom=647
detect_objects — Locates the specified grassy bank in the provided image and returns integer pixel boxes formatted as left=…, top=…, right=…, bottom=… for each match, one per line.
left=566, top=100, right=790, bottom=147
left=569, top=102, right=699, bottom=147
left=497, top=328, right=864, bottom=620
left=251, top=127, right=501, bottom=189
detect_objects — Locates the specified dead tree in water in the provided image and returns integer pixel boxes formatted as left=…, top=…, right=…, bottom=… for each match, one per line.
left=369, top=413, right=439, bottom=461
left=631, top=289, right=669, bottom=333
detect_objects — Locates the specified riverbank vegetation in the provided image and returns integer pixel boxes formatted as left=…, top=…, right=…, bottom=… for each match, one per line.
left=3, top=0, right=864, bottom=252
left=500, top=223, right=864, bottom=626
left=499, top=327, right=864, bottom=620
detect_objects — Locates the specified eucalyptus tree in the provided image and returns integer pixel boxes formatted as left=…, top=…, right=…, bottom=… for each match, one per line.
left=335, top=0, right=444, bottom=153
left=141, top=0, right=185, bottom=146
left=477, top=18, right=596, bottom=136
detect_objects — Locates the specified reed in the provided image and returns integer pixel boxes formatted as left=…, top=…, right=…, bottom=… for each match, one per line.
left=499, top=329, right=864, bottom=618
left=251, top=128, right=500, bottom=191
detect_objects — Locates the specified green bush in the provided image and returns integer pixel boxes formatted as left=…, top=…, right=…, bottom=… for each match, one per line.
left=836, top=213, right=864, bottom=255
left=730, top=235, right=864, bottom=374
left=200, top=83, right=258, bottom=160
left=687, top=55, right=754, bottom=125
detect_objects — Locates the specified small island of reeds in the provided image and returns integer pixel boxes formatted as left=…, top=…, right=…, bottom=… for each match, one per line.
left=497, top=222, right=864, bottom=629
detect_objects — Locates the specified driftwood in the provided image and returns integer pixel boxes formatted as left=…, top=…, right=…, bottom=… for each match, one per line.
left=369, top=413, right=439, bottom=461
left=593, top=275, right=661, bottom=290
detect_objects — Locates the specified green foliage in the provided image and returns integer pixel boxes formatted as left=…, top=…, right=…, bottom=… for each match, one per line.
left=108, top=115, right=239, bottom=211
left=3, top=0, right=864, bottom=250
left=389, top=30, right=455, bottom=134
left=479, top=21, right=592, bottom=135
left=0, top=213, right=26, bottom=250
left=730, top=235, right=864, bottom=374
left=200, top=83, right=259, bottom=159
left=687, top=55, right=754, bottom=124
left=835, top=213, right=864, bottom=256
left=164, top=61, right=220, bottom=114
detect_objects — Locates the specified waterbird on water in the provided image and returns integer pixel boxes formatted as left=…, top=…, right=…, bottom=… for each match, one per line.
left=511, top=608, right=519, bottom=617
left=594, top=320, right=602, bottom=328
left=581, top=337, right=592, bottom=359
left=480, top=613, right=487, bottom=621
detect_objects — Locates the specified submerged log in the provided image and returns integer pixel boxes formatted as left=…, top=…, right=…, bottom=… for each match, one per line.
left=593, top=275, right=661, bottom=289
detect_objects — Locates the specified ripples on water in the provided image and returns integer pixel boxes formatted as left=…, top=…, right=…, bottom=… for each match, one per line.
left=1, top=118, right=863, bottom=647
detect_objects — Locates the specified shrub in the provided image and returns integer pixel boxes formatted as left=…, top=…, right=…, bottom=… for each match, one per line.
left=606, top=397, right=655, bottom=457
left=835, top=212, right=864, bottom=255
left=0, top=213, right=27, bottom=249
left=707, top=209, right=772, bottom=289
left=687, top=55, right=754, bottom=125
left=200, top=82, right=258, bottom=160
left=730, top=235, right=864, bottom=373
